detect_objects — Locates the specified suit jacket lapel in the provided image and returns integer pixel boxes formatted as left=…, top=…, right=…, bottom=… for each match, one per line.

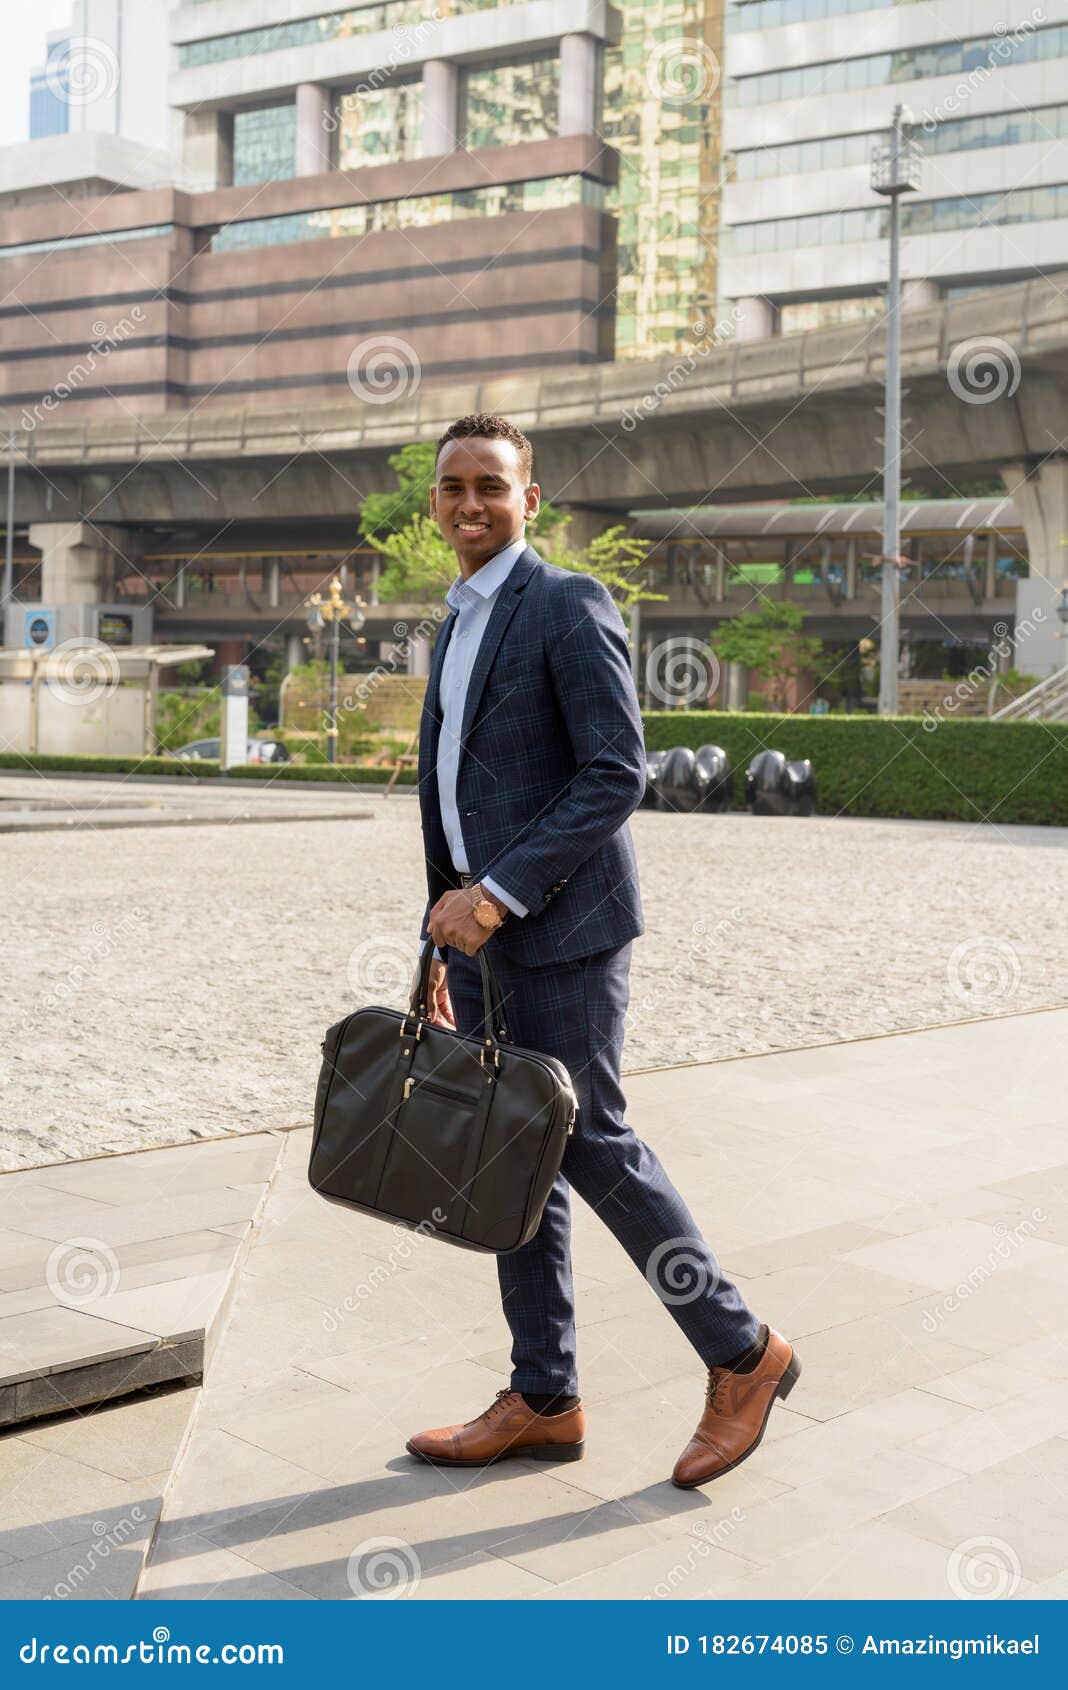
left=457, top=546, right=541, bottom=765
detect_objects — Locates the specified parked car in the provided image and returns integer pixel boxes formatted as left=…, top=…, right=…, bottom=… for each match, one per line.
left=171, top=737, right=291, bottom=764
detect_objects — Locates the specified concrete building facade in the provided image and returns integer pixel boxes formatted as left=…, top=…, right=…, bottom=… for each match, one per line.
left=721, top=0, right=1068, bottom=337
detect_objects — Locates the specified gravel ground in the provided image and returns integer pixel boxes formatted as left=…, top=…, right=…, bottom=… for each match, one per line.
left=2, top=782, right=1066, bottom=1170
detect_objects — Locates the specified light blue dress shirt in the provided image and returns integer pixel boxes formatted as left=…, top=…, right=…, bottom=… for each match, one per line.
left=436, top=538, right=529, bottom=924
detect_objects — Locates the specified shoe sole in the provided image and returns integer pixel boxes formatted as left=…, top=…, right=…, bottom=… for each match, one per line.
left=672, top=1350, right=803, bottom=1490
left=405, top=1439, right=585, bottom=1468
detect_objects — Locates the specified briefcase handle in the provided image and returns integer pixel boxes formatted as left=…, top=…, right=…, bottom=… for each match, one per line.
left=411, top=937, right=511, bottom=1045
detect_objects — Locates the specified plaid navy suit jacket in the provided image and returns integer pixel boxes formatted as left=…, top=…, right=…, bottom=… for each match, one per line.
left=418, top=544, right=646, bottom=966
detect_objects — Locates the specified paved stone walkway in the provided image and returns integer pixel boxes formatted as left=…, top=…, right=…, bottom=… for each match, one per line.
left=3, top=774, right=1065, bottom=1170
left=112, top=1007, right=1066, bottom=1601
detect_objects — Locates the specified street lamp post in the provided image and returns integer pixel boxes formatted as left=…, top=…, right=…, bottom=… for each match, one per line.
left=2, top=418, right=15, bottom=615
left=304, top=577, right=366, bottom=763
left=871, top=105, right=922, bottom=717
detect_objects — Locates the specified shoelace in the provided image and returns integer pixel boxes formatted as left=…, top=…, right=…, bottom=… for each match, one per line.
left=482, top=1388, right=518, bottom=1422
left=705, top=1369, right=726, bottom=1411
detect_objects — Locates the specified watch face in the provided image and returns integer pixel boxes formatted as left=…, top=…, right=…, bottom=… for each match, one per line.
left=475, top=901, right=499, bottom=929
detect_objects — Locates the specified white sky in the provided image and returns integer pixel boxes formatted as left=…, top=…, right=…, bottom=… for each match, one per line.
left=0, top=3, right=76, bottom=147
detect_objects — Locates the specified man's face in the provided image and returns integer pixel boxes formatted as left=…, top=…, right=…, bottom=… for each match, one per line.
left=430, top=436, right=540, bottom=573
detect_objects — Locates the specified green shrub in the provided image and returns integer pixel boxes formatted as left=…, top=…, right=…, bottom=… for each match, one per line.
left=642, top=712, right=1068, bottom=825
left=0, top=752, right=213, bottom=777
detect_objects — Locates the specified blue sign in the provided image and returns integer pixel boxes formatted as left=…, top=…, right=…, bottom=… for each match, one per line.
left=24, top=607, right=56, bottom=650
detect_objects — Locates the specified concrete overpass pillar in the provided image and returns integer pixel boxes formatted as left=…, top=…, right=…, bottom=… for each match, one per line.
left=734, top=296, right=775, bottom=342
left=559, top=34, right=601, bottom=135
left=1002, top=459, right=1068, bottom=590
left=28, top=522, right=127, bottom=605
left=179, top=109, right=234, bottom=190
left=295, top=83, right=333, bottom=176
left=408, top=633, right=431, bottom=677
left=285, top=634, right=305, bottom=672
left=902, top=279, right=939, bottom=311
left=422, top=61, right=459, bottom=156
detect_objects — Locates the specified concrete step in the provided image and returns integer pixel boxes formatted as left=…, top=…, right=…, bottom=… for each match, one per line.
left=0, top=1131, right=285, bottom=1429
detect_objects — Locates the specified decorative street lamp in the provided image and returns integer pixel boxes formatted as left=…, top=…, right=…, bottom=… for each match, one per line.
left=871, top=105, right=923, bottom=716
left=304, top=576, right=366, bottom=764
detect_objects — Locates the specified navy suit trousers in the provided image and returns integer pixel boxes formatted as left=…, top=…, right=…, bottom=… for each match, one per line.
left=446, top=940, right=760, bottom=1395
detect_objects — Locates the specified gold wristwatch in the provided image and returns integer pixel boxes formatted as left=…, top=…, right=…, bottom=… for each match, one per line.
left=468, top=882, right=507, bottom=931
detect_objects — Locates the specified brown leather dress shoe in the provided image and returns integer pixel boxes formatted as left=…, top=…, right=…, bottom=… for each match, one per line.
left=406, top=1389, right=585, bottom=1467
left=672, top=1328, right=801, bottom=1489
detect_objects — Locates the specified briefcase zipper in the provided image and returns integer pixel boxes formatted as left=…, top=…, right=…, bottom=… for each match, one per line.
left=402, top=1075, right=480, bottom=1105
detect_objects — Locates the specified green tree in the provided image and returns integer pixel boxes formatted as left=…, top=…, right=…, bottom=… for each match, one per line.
left=359, top=443, right=437, bottom=540
left=711, top=601, right=826, bottom=712
left=359, top=439, right=660, bottom=604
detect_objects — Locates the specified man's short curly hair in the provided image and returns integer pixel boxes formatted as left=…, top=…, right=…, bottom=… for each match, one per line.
left=435, top=413, right=534, bottom=484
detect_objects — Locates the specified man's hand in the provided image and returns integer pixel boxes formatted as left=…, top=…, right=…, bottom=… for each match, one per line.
left=427, top=887, right=501, bottom=956
left=428, top=958, right=455, bottom=1028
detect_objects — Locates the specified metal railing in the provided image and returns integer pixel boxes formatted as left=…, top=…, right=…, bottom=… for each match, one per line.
left=991, top=666, right=1068, bottom=721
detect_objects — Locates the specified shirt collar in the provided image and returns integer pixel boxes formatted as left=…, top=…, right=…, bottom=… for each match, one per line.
left=445, top=537, right=527, bottom=611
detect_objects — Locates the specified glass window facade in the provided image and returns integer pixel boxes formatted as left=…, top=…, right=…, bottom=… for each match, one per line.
left=727, top=21, right=1068, bottom=104
left=726, top=0, right=921, bottom=31
left=178, top=2, right=527, bottom=69
left=337, top=82, right=423, bottom=169
left=726, top=181, right=1068, bottom=254
left=461, top=58, right=559, bottom=151
left=731, top=104, right=1068, bottom=181
left=211, top=175, right=604, bottom=252
left=603, top=0, right=724, bottom=359
left=233, top=105, right=297, bottom=184
left=0, top=226, right=174, bottom=260
left=779, top=295, right=883, bottom=334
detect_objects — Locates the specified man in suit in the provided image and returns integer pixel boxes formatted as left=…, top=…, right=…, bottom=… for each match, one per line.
left=406, top=414, right=800, bottom=1487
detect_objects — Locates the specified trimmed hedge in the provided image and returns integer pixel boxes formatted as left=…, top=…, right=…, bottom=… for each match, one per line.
left=0, top=751, right=418, bottom=786
left=643, top=712, right=1068, bottom=827
left=225, top=761, right=417, bottom=786
left=4, top=715, right=1066, bottom=821
left=0, top=752, right=207, bottom=777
